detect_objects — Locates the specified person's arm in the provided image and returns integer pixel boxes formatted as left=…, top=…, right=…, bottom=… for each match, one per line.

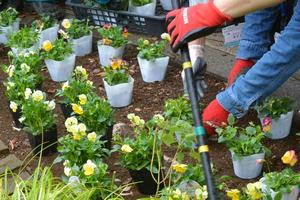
left=215, top=0, right=285, bottom=18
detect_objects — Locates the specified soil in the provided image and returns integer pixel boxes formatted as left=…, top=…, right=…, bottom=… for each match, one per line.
left=0, top=37, right=299, bottom=199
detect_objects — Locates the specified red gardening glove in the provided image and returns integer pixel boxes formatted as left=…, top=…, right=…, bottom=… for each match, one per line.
left=166, top=0, right=232, bottom=52
left=228, top=59, right=254, bottom=85
left=202, top=99, right=230, bottom=135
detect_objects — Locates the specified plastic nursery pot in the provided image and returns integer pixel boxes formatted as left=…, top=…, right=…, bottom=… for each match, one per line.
left=7, top=103, right=23, bottom=129
left=60, top=103, right=73, bottom=119
left=39, top=24, right=59, bottom=47
left=138, top=56, right=169, bottom=83
left=71, top=33, right=93, bottom=57
left=128, top=0, right=156, bottom=16
left=102, top=125, right=113, bottom=150
left=11, top=42, right=39, bottom=56
left=159, top=0, right=173, bottom=10
left=27, top=125, right=58, bottom=156
left=103, top=76, right=134, bottom=108
left=128, top=168, right=163, bottom=195
left=0, top=20, right=20, bottom=44
left=260, top=178, right=300, bottom=200
left=45, top=54, right=76, bottom=82
left=260, top=111, right=294, bottom=140
left=97, top=41, right=125, bottom=67
left=231, top=151, right=265, bottom=179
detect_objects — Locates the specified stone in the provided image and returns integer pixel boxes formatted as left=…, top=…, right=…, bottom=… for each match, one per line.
left=0, top=155, right=22, bottom=175
left=3, top=171, right=30, bottom=194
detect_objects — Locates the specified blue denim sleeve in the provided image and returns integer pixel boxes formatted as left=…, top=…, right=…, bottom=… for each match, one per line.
left=237, top=6, right=280, bottom=60
left=217, top=1, right=300, bottom=118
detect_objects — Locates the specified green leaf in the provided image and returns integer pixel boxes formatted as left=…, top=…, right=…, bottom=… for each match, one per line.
left=227, top=114, right=235, bottom=125
left=162, top=133, right=175, bottom=146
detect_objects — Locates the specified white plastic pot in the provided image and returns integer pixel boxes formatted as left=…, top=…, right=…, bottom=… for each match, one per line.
left=11, top=42, right=39, bottom=56
left=0, top=20, right=20, bottom=44
left=45, top=54, right=76, bottom=82
left=103, top=76, right=134, bottom=108
left=159, top=0, right=173, bottom=10
left=72, top=34, right=93, bottom=56
left=128, top=0, right=157, bottom=16
left=39, top=25, right=59, bottom=47
left=260, top=178, right=299, bottom=200
left=97, top=41, right=125, bottom=67
left=260, top=111, right=294, bottom=139
left=138, top=56, right=169, bottom=83
left=231, top=151, right=265, bottom=179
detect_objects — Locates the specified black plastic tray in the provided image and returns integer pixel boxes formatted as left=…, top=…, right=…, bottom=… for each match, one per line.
left=65, top=0, right=167, bottom=36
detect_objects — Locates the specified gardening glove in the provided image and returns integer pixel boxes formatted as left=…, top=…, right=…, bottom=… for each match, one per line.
left=202, top=99, right=230, bottom=135
left=166, top=0, right=233, bottom=52
left=182, top=56, right=207, bottom=99
left=228, top=59, right=254, bottom=85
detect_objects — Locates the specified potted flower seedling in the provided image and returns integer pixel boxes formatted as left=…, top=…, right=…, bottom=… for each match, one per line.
left=32, top=15, right=59, bottom=47
left=128, top=0, right=156, bottom=16
left=256, top=96, right=294, bottom=139
left=115, top=113, right=164, bottom=195
left=159, top=0, right=173, bottom=11
left=216, top=114, right=269, bottom=179
left=260, top=168, right=300, bottom=200
left=97, top=24, right=128, bottom=66
left=3, top=62, right=43, bottom=128
left=72, top=93, right=115, bottom=149
left=61, top=19, right=93, bottom=57
left=20, top=89, right=57, bottom=155
left=137, top=36, right=169, bottom=82
left=56, top=66, right=94, bottom=119
left=7, top=27, right=39, bottom=55
left=103, top=59, right=134, bottom=107
left=226, top=182, right=264, bottom=200
left=41, top=38, right=75, bottom=82
left=0, top=8, right=19, bottom=44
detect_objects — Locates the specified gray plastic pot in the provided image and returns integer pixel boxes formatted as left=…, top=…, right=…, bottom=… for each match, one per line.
left=159, top=0, right=173, bottom=10
left=260, top=111, right=294, bottom=139
left=128, top=0, right=156, bottom=16
left=11, top=42, right=39, bottom=56
left=0, top=20, right=19, bottom=44
left=103, top=76, right=134, bottom=107
left=45, top=54, right=76, bottom=82
left=260, top=178, right=299, bottom=200
left=138, top=56, right=169, bottom=83
left=97, top=41, right=125, bottom=67
left=39, top=24, right=59, bottom=47
left=231, top=151, right=265, bottom=179
left=71, top=34, right=93, bottom=56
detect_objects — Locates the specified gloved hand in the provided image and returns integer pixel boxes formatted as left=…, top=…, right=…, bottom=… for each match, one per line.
left=202, top=99, right=229, bottom=135
left=228, top=59, right=254, bottom=85
left=182, top=57, right=207, bottom=99
left=166, top=0, right=232, bottom=52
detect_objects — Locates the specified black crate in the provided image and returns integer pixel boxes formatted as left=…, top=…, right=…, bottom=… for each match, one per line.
left=66, top=0, right=167, bottom=36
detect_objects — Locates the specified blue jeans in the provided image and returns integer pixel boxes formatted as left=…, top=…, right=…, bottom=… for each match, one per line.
left=217, top=0, right=300, bottom=118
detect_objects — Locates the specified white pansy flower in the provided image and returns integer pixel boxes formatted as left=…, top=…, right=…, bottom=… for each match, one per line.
left=24, top=88, right=32, bottom=99
left=20, top=63, right=30, bottom=73
left=64, top=167, right=72, bottom=177
left=18, top=117, right=25, bottom=123
left=62, top=81, right=69, bottom=91
left=45, top=100, right=56, bottom=110
left=65, top=117, right=78, bottom=129
left=9, top=101, right=18, bottom=112
left=32, top=90, right=44, bottom=102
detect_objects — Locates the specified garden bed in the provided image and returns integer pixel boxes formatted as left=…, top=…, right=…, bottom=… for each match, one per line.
left=0, top=41, right=299, bottom=199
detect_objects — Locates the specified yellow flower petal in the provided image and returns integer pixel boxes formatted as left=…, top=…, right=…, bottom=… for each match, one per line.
left=71, top=103, right=83, bottom=115
left=42, top=40, right=53, bottom=52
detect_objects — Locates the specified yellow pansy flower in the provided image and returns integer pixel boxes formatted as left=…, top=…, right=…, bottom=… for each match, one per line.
left=42, top=40, right=53, bottom=52
left=246, top=182, right=263, bottom=200
left=102, top=38, right=112, bottom=46
left=281, top=150, right=298, bottom=167
left=32, top=90, right=44, bottom=102
left=71, top=103, right=84, bottom=115
left=83, top=160, right=96, bottom=176
left=121, top=144, right=133, bottom=153
left=143, top=39, right=150, bottom=45
left=111, top=59, right=122, bottom=70
left=87, top=132, right=97, bottom=142
left=227, top=189, right=240, bottom=200
left=172, top=163, right=188, bottom=174
left=78, top=94, right=87, bottom=105
left=62, top=19, right=71, bottom=29
left=65, top=117, right=78, bottom=129
left=73, top=133, right=82, bottom=141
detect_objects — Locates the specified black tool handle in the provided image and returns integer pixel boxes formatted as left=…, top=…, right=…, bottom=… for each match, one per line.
left=171, top=1, right=218, bottom=199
